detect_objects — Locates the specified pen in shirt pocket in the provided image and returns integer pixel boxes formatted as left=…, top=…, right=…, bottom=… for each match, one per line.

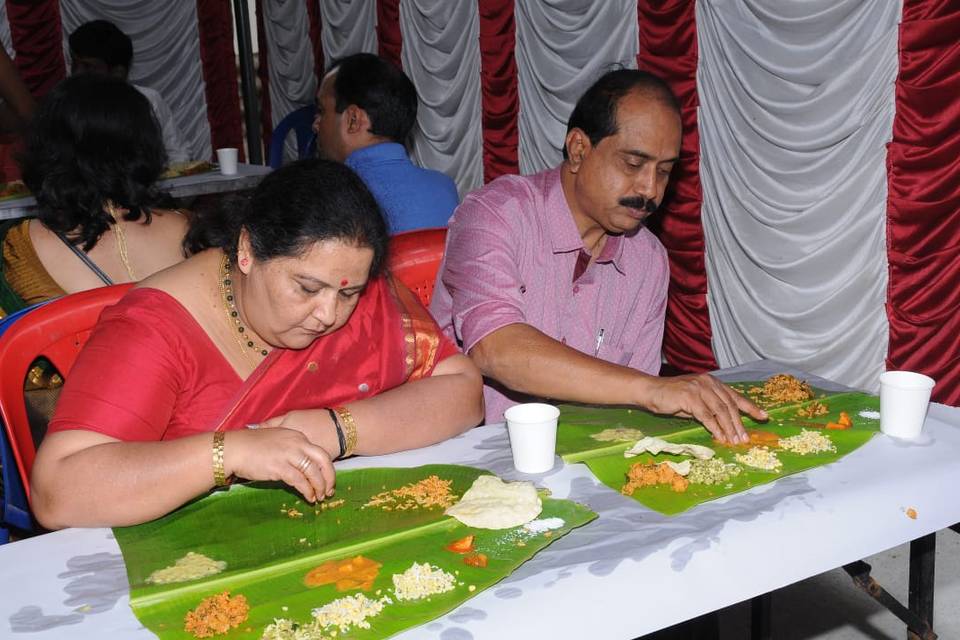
left=594, top=328, right=605, bottom=357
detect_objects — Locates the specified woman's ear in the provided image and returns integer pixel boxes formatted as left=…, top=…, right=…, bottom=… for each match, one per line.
left=236, top=229, right=254, bottom=274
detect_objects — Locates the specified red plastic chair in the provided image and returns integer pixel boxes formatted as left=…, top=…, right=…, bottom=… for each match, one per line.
left=0, top=283, right=133, bottom=499
left=387, top=228, right=447, bottom=307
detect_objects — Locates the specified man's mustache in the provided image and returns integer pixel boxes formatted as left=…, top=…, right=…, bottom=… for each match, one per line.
left=619, top=196, right=658, bottom=213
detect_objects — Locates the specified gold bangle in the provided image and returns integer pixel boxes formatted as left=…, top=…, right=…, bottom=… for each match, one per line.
left=333, top=406, right=358, bottom=457
left=212, top=431, right=228, bottom=486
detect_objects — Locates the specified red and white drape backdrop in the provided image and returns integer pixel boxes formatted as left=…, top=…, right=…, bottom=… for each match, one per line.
left=259, top=0, right=640, bottom=194
left=263, top=0, right=956, bottom=403
left=648, top=0, right=959, bottom=405
left=0, top=0, right=242, bottom=170
left=1, top=1, right=955, bottom=402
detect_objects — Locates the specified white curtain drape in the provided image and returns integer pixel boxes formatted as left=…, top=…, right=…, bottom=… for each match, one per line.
left=59, top=1, right=211, bottom=162
left=259, top=0, right=317, bottom=161
left=0, top=3, right=12, bottom=60
left=399, top=0, right=483, bottom=197
left=696, top=0, right=900, bottom=391
left=317, top=0, right=377, bottom=72
left=515, top=0, right=638, bottom=175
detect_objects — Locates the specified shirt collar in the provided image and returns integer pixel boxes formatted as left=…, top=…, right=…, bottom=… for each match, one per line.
left=345, top=142, right=407, bottom=167
left=597, top=235, right=626, bottom=274
left=545, top=166, right=628, bottom=275
left=545, top=166, right=585, bottom=254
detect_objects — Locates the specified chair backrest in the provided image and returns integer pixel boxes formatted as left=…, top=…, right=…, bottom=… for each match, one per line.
left=268, top=105, right=317, bottom=169
left=0, top=283, right=133, bottom=499
left=0, top=303, right=48, bottom=539
left=0, top=424, right=27, bottom=541
left=387, top=228, right=447, bottom=307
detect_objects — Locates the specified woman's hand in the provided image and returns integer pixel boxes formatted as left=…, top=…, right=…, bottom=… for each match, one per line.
left=259, top=409, right=327, bottom=433
left=639, top=374, right=767, bottom=445
left=223, top=428, right=336, bottom=503
left=257, top=409, right=341, bottom=457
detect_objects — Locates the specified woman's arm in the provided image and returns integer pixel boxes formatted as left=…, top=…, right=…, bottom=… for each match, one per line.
left=263, top=354, right=484, bottom=456
left=348, top=353, right=483, bottom=454
left=30, top=427, right=336, bottom=529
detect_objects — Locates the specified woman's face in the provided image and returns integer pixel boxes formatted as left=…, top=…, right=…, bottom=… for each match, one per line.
left=238, top=236, right=375, bottom=350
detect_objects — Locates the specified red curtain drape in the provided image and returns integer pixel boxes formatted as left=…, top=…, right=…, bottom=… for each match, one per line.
left=0, top=0, right=67, bottom=181
left=253, top=0, right=272, bottom=157
left=478, top=0, right=520, bottom=183
left=637, top=0, right=718, bottom=373
left=886, top=0, right=960, bottom=405
left=376, top=0, right=402, bottom=70
left=6, top=0, right=65, bottom=98
left=195, top=0, right=244, bottom=161
left=306, top=0, right=325, bottom=84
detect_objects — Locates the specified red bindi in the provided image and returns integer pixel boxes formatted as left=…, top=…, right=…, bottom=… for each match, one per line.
left=340, top=279, right=349, bottom=287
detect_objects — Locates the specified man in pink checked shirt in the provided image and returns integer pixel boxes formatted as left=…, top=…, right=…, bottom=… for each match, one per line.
left=430, top=69, right=765, bottom=444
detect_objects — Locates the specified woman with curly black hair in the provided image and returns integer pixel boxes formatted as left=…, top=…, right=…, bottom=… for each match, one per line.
left=31, top=159, right=483, bottom=528
left=0, top=73, right=188, bottom=312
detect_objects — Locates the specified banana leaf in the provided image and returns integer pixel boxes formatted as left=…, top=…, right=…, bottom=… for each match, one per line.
left=556, top=388, right=880, bottom=515
left=113, top=464, right=596, bottom=639
left=556, top=381, right=842, bottom=462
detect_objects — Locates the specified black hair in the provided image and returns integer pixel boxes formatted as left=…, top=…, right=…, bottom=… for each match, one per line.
left=68, top=20, right=133, bottom=71
left=18, top=74, right=168, bottom=251
left=192, top=159, right=389, bottom=277
left=328, top=53, right=417, bottom=144
left=563, top=68, right=681, bottom=159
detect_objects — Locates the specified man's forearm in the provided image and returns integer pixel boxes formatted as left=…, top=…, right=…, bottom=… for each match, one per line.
left=468, top=322, right=766, bottom=445
left=469, top=323, right=655, bottom=406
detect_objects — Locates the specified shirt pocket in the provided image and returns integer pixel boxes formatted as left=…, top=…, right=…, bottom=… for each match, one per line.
left=597, top=342, right=634, bottom=366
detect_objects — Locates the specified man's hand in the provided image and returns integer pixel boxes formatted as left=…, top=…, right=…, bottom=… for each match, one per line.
left=639, top=374, right=767, bottom=444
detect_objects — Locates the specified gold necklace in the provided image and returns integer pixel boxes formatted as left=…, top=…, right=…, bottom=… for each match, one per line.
left=105, top=201, right=138, bottom=281
left=218, top=253, right=269, bottom=360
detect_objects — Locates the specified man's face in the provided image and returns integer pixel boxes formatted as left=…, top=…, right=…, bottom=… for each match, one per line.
left=71, top=55, right=125, bottom=79
left=567, top=91, right=682, bottom=236
left=312, top=73, right=348, bottom=162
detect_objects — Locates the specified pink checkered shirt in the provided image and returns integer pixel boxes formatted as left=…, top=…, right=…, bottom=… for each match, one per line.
left=430, top=166, right=669, bottom=424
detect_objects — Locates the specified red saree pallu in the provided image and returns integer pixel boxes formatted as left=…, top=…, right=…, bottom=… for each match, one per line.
left=48, top=275, right=456, bottom=442
left=213, top=276, right=454, bottom=432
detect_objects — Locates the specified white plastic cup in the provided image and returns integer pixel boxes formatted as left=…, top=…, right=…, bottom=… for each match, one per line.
left=504, top=403, right=559, bottom=473
left=879, top=371, right=935, bottom=440
left=216, top=148, right=239, bottom=176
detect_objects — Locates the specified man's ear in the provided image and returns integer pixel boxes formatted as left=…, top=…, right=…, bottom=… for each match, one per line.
left=564, top=128, right=590, bottom=174
left=343, top=105, right=369, bottom=135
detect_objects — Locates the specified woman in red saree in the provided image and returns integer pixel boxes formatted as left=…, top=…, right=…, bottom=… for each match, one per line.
left=30, top=159, right=483, bottom=528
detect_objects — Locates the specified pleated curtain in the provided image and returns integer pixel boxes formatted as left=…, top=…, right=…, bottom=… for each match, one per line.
left=697, top=0, right=900, bottom=391
left=59, top=1, right=215, bottom=163
left=1, top=1, right=958, bottom=403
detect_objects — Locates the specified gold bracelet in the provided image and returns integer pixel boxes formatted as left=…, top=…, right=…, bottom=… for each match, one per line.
left=212, top=431, right=228, bottom=486
left=333, top=406, right=358, bottom=457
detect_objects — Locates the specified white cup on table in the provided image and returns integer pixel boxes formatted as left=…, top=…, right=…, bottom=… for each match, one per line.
left=216, top=148, right=239, bottom=176
left=504, top=402, right=559, bottom=473
left=879, top=371, right=935, bottom=440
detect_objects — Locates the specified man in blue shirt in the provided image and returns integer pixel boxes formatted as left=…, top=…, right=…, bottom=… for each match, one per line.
left=313, top=53, right=459, bottom=233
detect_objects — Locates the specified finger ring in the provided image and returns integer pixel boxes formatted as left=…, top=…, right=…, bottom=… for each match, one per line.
left=296, top=456, right=311, bottom=473
left=246, top=423, right=260, bottom=430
